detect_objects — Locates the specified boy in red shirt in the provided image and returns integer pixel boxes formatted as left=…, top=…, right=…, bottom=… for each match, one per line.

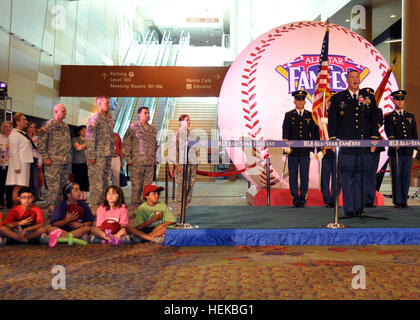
left=0, top=187, right=46, bottom=244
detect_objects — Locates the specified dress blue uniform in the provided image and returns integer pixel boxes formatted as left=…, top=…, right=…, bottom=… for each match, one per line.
left=320, top=91, right=341, bottom=208
left=282, top=90, right=320, bottom=207
left=384, top=90, right=418, bottom=208
left=328, top=88, right=379, bottom=216
left=360, top=88, right=385, bottom=207
left=320, top=148, right=340, bottom=207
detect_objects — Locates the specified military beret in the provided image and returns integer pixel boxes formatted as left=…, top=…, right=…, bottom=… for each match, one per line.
left=391, top=90, right=407, bottom=97
left=292, top=90, right=308, bottom=98
left=361, top=87, right=375, bottom=95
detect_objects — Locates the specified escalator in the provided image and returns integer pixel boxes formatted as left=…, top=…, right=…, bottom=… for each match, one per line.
left=113, top=30, right=190, bottom=140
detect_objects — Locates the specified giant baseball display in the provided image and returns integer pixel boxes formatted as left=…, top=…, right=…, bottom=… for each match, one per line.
left=218, top=21, right=399, bottom=189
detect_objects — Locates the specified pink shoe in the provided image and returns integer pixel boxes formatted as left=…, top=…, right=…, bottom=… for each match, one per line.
left=49, top=229, right=62, bottom=248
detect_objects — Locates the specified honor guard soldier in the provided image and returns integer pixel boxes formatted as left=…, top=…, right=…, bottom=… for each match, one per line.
left=384, top=90, right=418, bottom=208
left=328, top=70, right=380, bottom=217
left=360, top=88, right=385, bottom=208
left=282, top=90, right=320, bottom=208
left=319, top=91, right=341, bottom=208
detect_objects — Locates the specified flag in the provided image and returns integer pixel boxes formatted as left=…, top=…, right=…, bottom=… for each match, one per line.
left=374, top=57, right=397, bottom=105
left=312, top=22, right=331, bottom=140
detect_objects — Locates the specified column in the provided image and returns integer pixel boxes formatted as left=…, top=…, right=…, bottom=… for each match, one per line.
left=402, top=0, right=420, bottom=186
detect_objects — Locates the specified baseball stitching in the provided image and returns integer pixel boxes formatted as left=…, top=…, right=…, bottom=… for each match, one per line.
left=239, top=21, right=393, bottom=187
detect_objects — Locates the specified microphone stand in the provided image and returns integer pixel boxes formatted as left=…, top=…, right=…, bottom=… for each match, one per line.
left=341, top=97, right=388, bottom=223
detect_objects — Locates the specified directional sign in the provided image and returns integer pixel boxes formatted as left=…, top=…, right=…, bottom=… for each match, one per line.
left=59, top=66, right=229, bottom=97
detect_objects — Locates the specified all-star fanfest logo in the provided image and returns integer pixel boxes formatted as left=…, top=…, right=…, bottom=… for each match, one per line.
left=276, top=54, right=370, bottom=102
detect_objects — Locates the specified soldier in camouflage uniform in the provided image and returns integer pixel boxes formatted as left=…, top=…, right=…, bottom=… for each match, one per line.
left=37, top=104, right=72, bottom=212
left=123, top=107, right=157, bottom=206
left=85, top=96, right=115, bottom=212
left=169, top=115, right=198, bottom=215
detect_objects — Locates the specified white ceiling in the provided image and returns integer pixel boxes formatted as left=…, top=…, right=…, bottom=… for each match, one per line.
left=132, top=0, right=401, bottom=46
left=134, top=0, right=229, bottom=46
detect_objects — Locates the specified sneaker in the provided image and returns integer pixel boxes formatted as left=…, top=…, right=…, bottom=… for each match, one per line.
left=131, top=235, right=143, bottom=244
left=89, top=235, right=96, bottom=243
left=152, top=235, right=165, bottom=244
left=121, top=235, right=131, bottom=244
left=40, top=233, right=49, bottom=245
left=0, top=236, right=8, bottom=245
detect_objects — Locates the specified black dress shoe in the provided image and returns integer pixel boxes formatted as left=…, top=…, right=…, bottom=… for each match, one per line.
left=394, top=204, right=401, bottom=208
left=325, top=203, right=334, bottom=208
left=400, top=203, right=408, bottom=208
left=354, top=210, right=364, bottom=217
left=366, top=203, right=376, bottom=208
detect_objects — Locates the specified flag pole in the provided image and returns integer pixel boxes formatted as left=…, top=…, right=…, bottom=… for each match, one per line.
left=318, top=90, right=326, bottom=191
left=323, top=18, right=344, bottom=229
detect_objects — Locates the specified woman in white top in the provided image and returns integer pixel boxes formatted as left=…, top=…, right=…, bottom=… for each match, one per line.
left=169, top=114, right=199, bottom=215
left=0, top=121, right=13, bottom=209
left=6, top=112, right=34, bottom=205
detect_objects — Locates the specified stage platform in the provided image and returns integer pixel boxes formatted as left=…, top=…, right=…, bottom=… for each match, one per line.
left=163, top=206, right=420, bottom=246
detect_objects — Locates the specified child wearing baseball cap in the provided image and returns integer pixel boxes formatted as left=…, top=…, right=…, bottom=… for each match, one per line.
left=126, top=184, right=176, bottom=244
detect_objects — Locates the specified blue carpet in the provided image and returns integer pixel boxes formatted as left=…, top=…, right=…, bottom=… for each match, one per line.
left=164, top=228, right=420, bottom=246
left=163, top=206, right=420, bottom=246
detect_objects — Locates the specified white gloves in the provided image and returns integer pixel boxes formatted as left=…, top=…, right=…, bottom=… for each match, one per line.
left=317, top=151, right=324, bottom=160
left=283, top=147, right=292, bottom=155
left=310, top=152, right=315, bottom=159
left=320, top=117, right=328, bottom=125
left=413, top=150, right=418, bottom=159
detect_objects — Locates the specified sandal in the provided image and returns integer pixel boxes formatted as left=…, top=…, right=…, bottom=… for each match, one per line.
left=49, top=229, right=62, bottom=248
left=152, top=235, right=165, bottom=244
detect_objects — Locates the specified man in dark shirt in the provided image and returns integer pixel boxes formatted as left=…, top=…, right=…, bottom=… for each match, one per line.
left=360, top=88, right=385, bottom=208
left=384, top=90, right=418, bottom=208
left=328, top=70, right=379, bottom=216
left=282, top=90, right=320, bottom=208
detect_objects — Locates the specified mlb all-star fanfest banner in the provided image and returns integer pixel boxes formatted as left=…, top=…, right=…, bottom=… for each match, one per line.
left=190, top=140, right=420, bottom=148
left=217, top=21, right=400, bottom=190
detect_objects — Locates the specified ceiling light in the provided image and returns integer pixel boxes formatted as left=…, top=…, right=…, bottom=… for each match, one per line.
left=390, top=14, right=396, bottom=18
left=345, top=19, right=350, bottom=22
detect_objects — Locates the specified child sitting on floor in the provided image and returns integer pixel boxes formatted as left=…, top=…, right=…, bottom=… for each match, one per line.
left=0, top=187, right=47, bottom=244
left=126, top=184, right=176, bottom=244
left=47, top=182, right=94, bottom=241
left=90, top=185, right=129, bottom=243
